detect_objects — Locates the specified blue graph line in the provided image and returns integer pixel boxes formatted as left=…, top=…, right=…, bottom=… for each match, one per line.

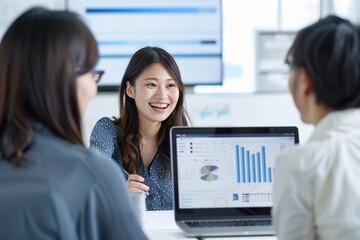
left=98, top=40, right=217, bottom=45
left=86, top=7, right=217, bottom=14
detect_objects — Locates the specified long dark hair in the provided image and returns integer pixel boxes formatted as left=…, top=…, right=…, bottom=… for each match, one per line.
left=113, top=46, right=190, bottom=175
left=0, top=7, right=99, bottom=165
left=285, top=15, right=360, bottom=109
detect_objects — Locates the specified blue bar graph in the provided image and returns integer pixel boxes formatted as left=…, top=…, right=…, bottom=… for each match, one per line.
left=262, top=146, right=267, bottom=183
left=268, top=167, right=272, bottom=183
left=257, top=153, right=261, bottom=182
left=241, top=147, right=245, bottom=183
left=246, top=151, right=251, bottom=183
left=252, top=154, right=256, bottom=183
left=235, top=145, right=240, bottom=183
left=235, top=145, right=274, bottom=183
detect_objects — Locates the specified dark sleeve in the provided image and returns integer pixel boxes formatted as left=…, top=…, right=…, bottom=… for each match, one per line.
left=89, top=117, right=117, bottom=159
left=81, top=152, right=148, bottom=240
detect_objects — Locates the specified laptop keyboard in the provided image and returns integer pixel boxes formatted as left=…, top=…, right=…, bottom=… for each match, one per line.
left=185, top=219, right=272, bottom=228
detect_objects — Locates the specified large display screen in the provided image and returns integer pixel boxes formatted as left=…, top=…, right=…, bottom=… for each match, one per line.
left=67, top=0, right=223, bottom=91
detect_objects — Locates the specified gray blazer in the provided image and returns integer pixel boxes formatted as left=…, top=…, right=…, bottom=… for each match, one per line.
left=0, top=122, right=147, bottom=240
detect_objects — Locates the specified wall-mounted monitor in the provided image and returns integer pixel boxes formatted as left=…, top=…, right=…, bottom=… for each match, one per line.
left=67, top=0, right=223, bottom=91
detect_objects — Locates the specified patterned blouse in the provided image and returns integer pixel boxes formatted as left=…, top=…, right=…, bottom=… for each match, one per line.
left=89, top=117, right=173, bottom=211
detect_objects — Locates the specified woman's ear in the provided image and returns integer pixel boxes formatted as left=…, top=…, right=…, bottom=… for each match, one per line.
left=300, top=69, right=314, bottom=96
left=126, top=81, right=135, bottom=99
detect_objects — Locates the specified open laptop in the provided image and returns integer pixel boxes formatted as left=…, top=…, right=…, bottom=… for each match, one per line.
left=170, top=126, right=299, bottom=237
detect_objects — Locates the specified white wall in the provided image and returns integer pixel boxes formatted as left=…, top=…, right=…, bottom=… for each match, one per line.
left=83, top=93, right=313, bottom=146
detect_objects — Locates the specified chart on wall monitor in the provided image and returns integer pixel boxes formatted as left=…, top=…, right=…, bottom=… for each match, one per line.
left=200, top=165, right=219, bottom=181
left=67, top=0, right=222, bottom=87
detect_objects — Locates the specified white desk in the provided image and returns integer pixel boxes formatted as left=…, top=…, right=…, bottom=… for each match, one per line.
left=143, top=210, right=195, bottom=240
left=142, top=210, right=277, bottom=240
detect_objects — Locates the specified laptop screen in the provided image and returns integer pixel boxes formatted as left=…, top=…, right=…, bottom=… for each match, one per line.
left=171, top=127, right=299, bottom=213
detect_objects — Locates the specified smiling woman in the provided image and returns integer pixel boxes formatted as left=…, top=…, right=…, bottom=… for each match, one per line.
left=125, top=63, right=180, bottom=124
left=90, top=46, right=191, bottom=211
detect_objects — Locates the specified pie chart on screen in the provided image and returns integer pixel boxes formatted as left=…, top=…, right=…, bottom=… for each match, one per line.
left=200, top=165, right=218, bottom=182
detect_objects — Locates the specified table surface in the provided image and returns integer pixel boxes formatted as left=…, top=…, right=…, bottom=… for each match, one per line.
left=142, top=210, right=278, bottom=240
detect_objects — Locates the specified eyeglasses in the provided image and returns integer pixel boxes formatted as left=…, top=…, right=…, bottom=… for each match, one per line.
left=75, top=68, right=105, bottom=84
left=92, top=70, right=105, bottom=83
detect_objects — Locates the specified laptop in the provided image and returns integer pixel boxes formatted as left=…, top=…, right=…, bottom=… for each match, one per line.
left=170, top=126, right=299, bottom=237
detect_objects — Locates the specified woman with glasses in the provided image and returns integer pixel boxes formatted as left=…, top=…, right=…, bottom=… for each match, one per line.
left=90, top=46, right=191, bottom=210
left=0, top=7, right=147, bottom=239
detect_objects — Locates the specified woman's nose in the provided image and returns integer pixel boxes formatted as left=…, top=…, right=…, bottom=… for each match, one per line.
left=156, top=86, right=167, bottom=98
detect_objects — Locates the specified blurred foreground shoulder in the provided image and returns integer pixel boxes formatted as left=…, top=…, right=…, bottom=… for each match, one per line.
left=76, top=148, right=148, bottom=240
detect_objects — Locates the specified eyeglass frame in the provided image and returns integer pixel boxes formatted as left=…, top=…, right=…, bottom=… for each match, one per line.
left=74, top=68, right=105, bottom=84
left=92, top=70, right=104, bottom=83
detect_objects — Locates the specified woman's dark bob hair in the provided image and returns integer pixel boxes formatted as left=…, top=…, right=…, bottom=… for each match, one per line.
left=286, top=15, right=360, bottom=109
left=0, top=7, right=99, bottom=164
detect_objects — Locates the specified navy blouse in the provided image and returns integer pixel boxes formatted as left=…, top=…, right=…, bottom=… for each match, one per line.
left=89, top=117, right=173, bottom=211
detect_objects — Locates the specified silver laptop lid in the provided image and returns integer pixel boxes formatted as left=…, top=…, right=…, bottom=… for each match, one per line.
left=170, top=126, right=299, bottom=221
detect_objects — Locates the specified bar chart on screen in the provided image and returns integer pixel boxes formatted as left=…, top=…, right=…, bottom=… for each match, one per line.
left=229, top=141, right=281, bottom=206
left=176, top=133, right=295, bottom=208
left=235, top=145, right=274, bottom=184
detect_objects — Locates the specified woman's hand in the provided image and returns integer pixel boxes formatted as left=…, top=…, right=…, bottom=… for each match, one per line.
left=127, top=174, right=150, bottom=194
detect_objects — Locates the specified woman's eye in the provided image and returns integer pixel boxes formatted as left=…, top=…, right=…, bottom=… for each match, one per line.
left=147, top=83, right=156, bottom=87
left=168, top=83, right=177, bottom=88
